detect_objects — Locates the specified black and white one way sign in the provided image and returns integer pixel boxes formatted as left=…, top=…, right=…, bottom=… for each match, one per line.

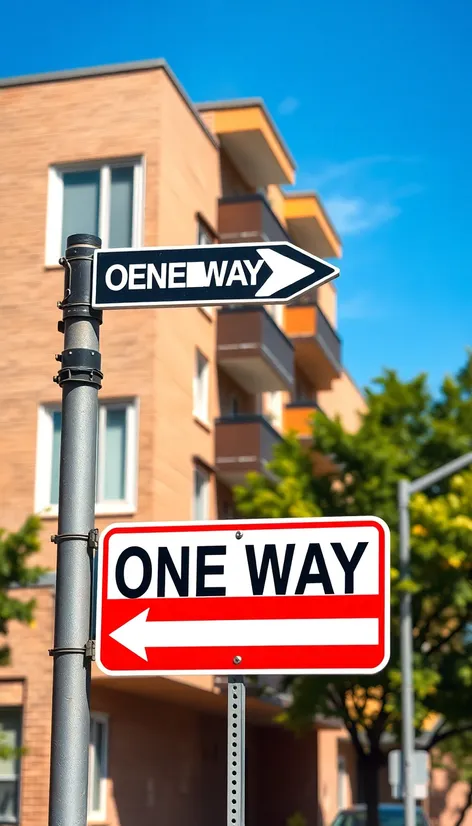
left=92, top=242, right=339, bottom=310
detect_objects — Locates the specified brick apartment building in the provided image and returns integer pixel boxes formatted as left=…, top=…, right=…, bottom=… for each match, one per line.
left=0, top=59, right=369, bottom=826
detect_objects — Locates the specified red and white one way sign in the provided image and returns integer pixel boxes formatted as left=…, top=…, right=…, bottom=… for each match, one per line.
left=95, top=517, right=390, bottom=676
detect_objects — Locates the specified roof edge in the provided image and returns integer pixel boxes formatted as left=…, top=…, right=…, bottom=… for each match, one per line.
left=196, top=97, right=296, bottom=170
left=285, top=189, right=341, bottom=248
left=0, top=59, right=219, bottom=149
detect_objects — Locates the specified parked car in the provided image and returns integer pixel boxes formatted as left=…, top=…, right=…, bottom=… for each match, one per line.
left=331, top=803, right=430, bottom=826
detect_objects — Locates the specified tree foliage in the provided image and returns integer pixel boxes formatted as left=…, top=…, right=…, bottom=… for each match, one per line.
left=234, top=354, right=472, bottom=824
left=0, top=514, right=45, bottom=665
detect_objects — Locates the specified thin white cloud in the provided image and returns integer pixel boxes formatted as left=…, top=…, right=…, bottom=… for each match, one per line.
left=307, top=156, right=394, bottom=188
left=338, top=292, right=382, bottom=321
left=325, top=195, right=400, bottom=235
left=303, top=155, right=421, bottom=190
left=278, top=96, right=300, bottom=116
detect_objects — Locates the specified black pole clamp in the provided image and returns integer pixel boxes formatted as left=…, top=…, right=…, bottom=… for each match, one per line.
left=48, top=640, right=95, bottom=661
left=53, top=348, right=103, bottom=389
left=51, top=529, right=99, bottom=553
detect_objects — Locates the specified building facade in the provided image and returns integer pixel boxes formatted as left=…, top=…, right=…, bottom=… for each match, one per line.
left=0, top=59, right=366, bottom=826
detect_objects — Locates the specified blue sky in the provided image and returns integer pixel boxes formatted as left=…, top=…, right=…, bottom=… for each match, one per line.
left=2, top=0, right=470, bottom=393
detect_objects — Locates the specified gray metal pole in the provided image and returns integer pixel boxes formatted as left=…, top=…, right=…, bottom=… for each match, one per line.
left=228, top=675, right=246, bottom=826
left=48, top=233, right=103, bottom=826
left=398, top=479, right=415, bottom=826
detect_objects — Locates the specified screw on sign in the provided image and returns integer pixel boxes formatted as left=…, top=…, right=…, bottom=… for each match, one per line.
left=95, top=516, right=390, bottom=676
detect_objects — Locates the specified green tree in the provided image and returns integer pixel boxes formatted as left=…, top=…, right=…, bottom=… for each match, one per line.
left=0, top=515, right=44, bottom=759
left=235, top=355, right=472, bottom=826
left=433, top=731, right=472, bottom=826
left=0, top=514, right=44, bottom=660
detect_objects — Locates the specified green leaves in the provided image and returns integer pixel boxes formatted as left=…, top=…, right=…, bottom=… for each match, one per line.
left=235, top=352, right=472, bottom=757
left=0, top=515, right=46, bottom=664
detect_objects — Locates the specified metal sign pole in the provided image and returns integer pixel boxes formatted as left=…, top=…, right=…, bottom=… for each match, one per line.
left=48, top=233, right=103, bottom=826
left=227, top=675, right=246, bottom=826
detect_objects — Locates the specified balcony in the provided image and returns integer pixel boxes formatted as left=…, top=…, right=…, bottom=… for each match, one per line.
left=215, top=414, right=282, bottom=485
left=283, top=400, right=320, bottom=440
left=283, top=401, right=338, bottom=475
left=197, top=101, right=295, bottom=187
left=284, top=301, right=342, bottom=390
left=218, top=193, right=290, bottom=244
left=284, top=191, right=342, bottom=260
left=217, top=306, right=294, bottom=393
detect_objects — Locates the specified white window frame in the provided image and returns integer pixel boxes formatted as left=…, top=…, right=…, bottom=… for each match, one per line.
left=0, top=706, right=22, bottom=824
left=193, top=349, right=210, bottom=425
left=45, top=157, right=145, bottom=266
left=337, top=753, right=347, bottom=810
left=34, top=399, right=139, bottom=517
left=193, top=465, right=210, bottom=520
left=197, top=218, right=215, bottom=318
left=88, top=712, right=108, bottom=822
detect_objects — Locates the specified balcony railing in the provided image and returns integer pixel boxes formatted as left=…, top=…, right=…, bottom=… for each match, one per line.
left=284, top=400, right=321, bottom=439
left=218, top=193, right=290, bottom=244
left=215, top=414, right=282, bottom=485
left=316, top=306, right=341, bottom=367
left=217, top=306, right=294, bottom=392
left=284, top=300, right=342, bottom=388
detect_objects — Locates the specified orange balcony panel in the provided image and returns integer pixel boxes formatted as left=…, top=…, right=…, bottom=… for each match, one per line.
left=284, top=192, right=342, bottom=260
left=197, top=100, right=295, bottom=187
left=283, top=402, right=318, bottom=439
left=284, top=304, right=342, bottom=391
left=283, top=402, right=338, bottom=475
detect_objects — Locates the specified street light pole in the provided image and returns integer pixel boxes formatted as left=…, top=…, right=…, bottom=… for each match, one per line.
left=399, top=450, right=472, bottom=826
left=398, top=479, right=415, bottom=826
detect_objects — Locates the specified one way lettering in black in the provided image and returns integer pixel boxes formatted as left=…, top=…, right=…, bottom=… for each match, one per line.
left=244, top=540, right=369, bottom=595
left=245, top=543, right=295, bottom=595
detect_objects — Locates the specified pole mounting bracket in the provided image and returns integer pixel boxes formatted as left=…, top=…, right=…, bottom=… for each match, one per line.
left=48, top=640, right=96, bottom=661
left=53, top=347, right=103, bottom=389
left=51, top=529, right=99, bottom=552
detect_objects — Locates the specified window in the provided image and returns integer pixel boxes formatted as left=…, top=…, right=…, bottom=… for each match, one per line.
left=193, top=350, right=210, bottom=424
left=197, top=219, right=215, bottom=317
left=35, top=400, right=138, bottom=515
left=0, top=707, right=22, bottom=824
left=337, top=754, right=347, bottom=810
left=88, top=713, right=108, bottom=821
left=265, top=391, right=283, bottom=429
left=197, top=219, right=214, bottom=247
left=193, top=466, right=209, bottom=520
left=46, top=158, right=144, bottom=264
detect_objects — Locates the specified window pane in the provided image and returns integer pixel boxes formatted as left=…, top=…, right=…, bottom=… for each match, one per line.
left=109, top=167, right=134, bottom=248
left=193, top=469, right=207, bottom=520
left=198, top=222, right=212, bottom=245
left=91, top=721, right=104, bottom=812
left=50, top=411, right=62, bottom=506
left=61, top=171, right=100, bottom=254
left=103, top=409, right=126, bottom=501
left=0, top=780, right=18, bottom=822
left=194, top=351, right=209, bottom=420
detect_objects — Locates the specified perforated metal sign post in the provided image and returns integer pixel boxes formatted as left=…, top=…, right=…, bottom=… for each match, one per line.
left=95, top=517, right=390, bottom=826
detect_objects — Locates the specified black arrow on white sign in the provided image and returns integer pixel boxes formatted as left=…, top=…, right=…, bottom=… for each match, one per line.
left=92, top=242, right=339, bottom=310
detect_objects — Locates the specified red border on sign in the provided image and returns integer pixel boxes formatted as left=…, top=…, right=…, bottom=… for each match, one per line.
left=96, top=519, right=389, bottom=675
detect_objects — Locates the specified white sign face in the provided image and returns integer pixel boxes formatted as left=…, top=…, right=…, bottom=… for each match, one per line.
left=388, top=750, right=429, bottom=800
left=96, top=517, right=390, bottom=676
